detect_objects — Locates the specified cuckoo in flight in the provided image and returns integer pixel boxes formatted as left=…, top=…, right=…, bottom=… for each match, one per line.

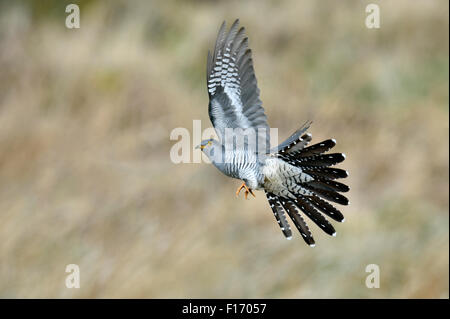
left=197, top=19, right=349, bottom=246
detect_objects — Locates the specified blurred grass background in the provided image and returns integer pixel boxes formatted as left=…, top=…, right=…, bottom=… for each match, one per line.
left=0, top=0, right=448, bottom=298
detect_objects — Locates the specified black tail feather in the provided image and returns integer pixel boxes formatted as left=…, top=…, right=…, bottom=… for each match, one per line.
left=307, top=195, right=345, bottom=222
left=295, top=139, right=336, bottom=157
left=279, top=133, right=312, bottom=154
left=302, top=167, right=349, bottom=180
left=305, top=179, right=350, bottom=193
left=303, top=186, right=349, bottom=206
left=273, top=121, right=312, bottom=154
left=294, top=197, right=336, bottom=236
left=279, top=198, right=315, bottom=246
left=265, top=192, right=292, bottom=239
left=295, top=153, right=346, bottom=167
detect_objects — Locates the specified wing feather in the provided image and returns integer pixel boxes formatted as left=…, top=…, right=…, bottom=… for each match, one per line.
left=207, top=19, right=270, bottom=152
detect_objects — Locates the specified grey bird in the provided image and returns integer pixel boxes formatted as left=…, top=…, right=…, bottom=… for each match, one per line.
left=197, top=19, right=349, bottom=246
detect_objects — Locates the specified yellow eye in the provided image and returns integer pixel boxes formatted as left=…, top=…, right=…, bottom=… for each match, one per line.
left=199, top=141, right=212, bottom=150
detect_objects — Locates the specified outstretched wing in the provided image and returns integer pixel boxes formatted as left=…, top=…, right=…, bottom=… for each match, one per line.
left=207, top=19, right=270, bottom=152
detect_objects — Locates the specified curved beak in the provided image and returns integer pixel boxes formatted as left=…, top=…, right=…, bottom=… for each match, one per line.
left=195, top=144, right=203, bottom=150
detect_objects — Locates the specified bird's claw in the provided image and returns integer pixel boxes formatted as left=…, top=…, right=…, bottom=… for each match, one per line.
left=236, top=182, right=255, bottom=200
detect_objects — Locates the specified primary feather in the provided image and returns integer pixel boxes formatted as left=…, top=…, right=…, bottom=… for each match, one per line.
left=207, top=19, right=269, bottom=152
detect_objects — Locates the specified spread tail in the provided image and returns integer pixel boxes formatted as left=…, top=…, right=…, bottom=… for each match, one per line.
left=266, top=127, right=349, bottom=246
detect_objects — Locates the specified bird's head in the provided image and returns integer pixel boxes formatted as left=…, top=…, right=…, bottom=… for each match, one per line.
left=196, top=139, right=223, bottom=162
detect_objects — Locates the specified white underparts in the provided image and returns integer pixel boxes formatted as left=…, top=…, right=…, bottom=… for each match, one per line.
left=262, top=158, right=313, bottom=199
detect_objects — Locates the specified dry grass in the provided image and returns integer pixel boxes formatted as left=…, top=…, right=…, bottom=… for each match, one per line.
left=0, top=0, right=448, bottom=298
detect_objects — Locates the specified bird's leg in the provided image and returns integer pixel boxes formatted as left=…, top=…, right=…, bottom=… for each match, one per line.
left=235, top=182, right=246, bottom=197
left=244, top=188, right=255, bottom=200
left=236, top=182, right=256, bottom=200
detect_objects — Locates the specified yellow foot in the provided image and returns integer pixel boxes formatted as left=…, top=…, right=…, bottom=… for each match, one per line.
left=235, top=182, right=256, bottom=200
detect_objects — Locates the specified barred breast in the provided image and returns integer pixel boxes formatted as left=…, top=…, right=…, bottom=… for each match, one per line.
left=221, top=149, right=263, bottom=189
